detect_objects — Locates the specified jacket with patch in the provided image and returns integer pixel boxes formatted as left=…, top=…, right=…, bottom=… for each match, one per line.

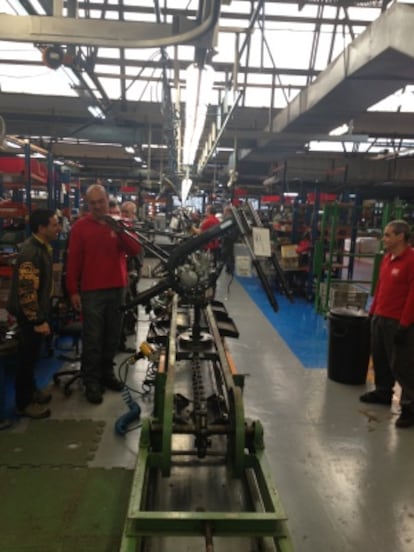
left=7, top=236, right=53, bottom=325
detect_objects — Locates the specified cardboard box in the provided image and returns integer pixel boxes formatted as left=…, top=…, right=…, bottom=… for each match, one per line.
left=281, top=257, right=299, bottom=269
left=235, top=255, right=252, bottom=277
left=281, top=244, right=298, bottom=259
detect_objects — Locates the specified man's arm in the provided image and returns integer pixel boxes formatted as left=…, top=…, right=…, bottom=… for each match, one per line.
left=16, top=257, right=46, bottom=325
left=103, top=216, right=142, bottom=257
left=399, top=256, right=414, bottom=327
left=65, top=223, right=82, bottom=297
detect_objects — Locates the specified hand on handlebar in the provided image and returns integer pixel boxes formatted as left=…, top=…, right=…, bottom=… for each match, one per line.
left=102, top=215, right=124, bottom=233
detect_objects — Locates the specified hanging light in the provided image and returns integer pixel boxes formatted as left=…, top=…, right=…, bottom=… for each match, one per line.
left=181, top=176, right=193, bottom=204
left=87, top=105, right=106, bottom=119
left=182, top=64, right=214, bottom=167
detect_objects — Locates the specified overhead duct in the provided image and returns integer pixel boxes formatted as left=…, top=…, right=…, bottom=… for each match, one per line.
left=0, top=116, right=6, bottom=145
left=239, top=3, right=414, bottom=164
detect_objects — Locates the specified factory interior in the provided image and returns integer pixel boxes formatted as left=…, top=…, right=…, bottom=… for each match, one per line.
left=1, top=1, right=414, bottom=551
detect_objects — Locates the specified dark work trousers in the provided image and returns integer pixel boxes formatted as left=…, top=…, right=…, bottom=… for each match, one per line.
left=371, top=315, right=398, bottom=397
left=393, top=325, right=414, bottom=412
left=80, top=287, right=124, bottom=387
left=15, top=323, right=44, bottom=410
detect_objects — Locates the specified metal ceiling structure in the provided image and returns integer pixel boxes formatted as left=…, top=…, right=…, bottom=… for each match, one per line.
left=1, top=0, right=414, bottom=198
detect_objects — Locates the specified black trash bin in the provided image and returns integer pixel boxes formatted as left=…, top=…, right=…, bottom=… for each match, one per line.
left=327, top=307, right=370, bottom=384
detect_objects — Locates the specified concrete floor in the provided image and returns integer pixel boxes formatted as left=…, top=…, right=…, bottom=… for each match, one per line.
left=222, top=275, right=414, bottom=552
left=12, top=273, right=414, bottom=552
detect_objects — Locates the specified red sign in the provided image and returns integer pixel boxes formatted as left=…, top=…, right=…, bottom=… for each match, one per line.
left=234, top=187, right=247, bottom=197
left=0, top=157, right=48, bottom=186
left=307, top=192, right=337, bottom=204
left=261, top=195, right=281, bottom=203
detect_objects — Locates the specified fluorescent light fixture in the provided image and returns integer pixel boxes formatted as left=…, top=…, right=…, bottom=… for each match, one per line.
left=88, top=105, right=106, bottom=119
left=182, top=64, right=214, bottom=167
left=54, top=160, right=65, bottom=166
left=397, top=148, right=414, bottom=157
left=29, top=0, right=47, bottom=14
left=134, top=156, right=143, bottom=163
left=5, top=140, right=21, bottom=149
left=181, top=177, right=192, bottom=203
left=7, top=1, right=27, bottom=15
left=329, top=123, right=349, bottom=136
left=124, top=146, right=135, bottom=154
left=283, top=192, right=299, bottom=197
left=142, top=144, right=167, bottom=149
left=17, top=152, right=46, bottom=159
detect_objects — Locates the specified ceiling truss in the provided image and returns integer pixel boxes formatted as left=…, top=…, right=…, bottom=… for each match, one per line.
left=1, top=0, right=414, bottom=199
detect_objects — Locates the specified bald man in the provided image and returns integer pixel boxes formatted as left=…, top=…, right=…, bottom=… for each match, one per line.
left=120, top=200, right=137, bottom=220
left=65, top=184, right=142, bottom=404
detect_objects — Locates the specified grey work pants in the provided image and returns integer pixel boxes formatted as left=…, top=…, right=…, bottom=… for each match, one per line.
left=393, top=325, right=414, bottom=410
left=371, top=315, right=397, bottom=396
left=372, top=315, right=414, bottom=410
left=80, top=287, right=124, bottom=387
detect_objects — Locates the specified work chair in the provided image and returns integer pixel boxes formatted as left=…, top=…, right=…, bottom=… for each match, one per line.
left=52, top=299, right=83, bottom=396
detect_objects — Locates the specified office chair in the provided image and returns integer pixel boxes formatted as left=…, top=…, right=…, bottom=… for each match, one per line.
left=52, top=300, right=83, bottom=396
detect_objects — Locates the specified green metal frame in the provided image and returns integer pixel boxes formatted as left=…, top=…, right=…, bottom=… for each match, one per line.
left=120, top=297, right=294, bottom=551
left=314, top=202, right=378, bottom=315
left=120, top=419, right=293, bottom=552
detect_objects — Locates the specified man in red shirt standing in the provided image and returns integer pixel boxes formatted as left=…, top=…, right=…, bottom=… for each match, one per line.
left=198, top=204, right=221, bottom=266
left=66, top=184, right=141, bottom=404
left=360, top=220, right=414, bottom=428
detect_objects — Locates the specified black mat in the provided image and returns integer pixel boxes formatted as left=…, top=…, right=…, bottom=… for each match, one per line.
left=0, top=420, right=106, bottom=467
left=0, top=467, right=133, bottom=552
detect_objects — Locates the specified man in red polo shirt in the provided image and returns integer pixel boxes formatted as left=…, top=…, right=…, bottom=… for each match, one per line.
left=360, top=220, right=414, bottom=428
left=193, top=204, right=221, bottom=266
left=66, top=184, right=141, bottom=404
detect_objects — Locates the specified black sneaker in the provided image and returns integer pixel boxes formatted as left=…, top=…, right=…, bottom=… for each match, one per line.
left=85, top=384, right=103, bottom=404
left=359, top=390, right=392, bottom=405
left=395, top=408, right=414, bottom=428
left=102, top=375, right=124, bottom=392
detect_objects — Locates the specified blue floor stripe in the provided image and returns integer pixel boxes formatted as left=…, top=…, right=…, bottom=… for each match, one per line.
left=237, top=276, right=329, bottom=369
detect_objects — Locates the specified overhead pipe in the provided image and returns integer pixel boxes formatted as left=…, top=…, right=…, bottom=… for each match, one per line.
left=0, top=0, right=222, bottom=49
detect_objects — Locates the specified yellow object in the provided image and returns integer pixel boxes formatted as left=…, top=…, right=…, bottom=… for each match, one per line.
left=139, top=341, right=155, bottom=358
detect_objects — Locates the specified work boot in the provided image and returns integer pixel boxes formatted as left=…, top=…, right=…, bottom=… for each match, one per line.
left=359, top=390, right=392, bottom=405
left=102, top=374, right=124, bottom=392
left=16, top=402, right=51, bottom=419
left=33, top=388, right=52, bottom=405
left=85, top=384, right=103, bottom=404
left=395, top=407, right=414, bottom=428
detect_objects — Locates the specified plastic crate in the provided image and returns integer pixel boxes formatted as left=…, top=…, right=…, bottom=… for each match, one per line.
left=320, top=282, right=368, bottom=310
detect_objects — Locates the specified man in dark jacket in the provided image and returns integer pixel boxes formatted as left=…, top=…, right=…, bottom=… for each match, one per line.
left=7, top=209, right=60, bottom=419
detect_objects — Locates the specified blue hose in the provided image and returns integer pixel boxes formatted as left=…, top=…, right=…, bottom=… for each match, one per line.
left=114, top=386, right=141, bottom=436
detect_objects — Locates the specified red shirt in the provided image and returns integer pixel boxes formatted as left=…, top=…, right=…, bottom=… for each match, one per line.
left=66, top=214, right=141, bottom=294
left=200, top=214, right=220, bottom=250
left=370, top=246, right=414, bottom=327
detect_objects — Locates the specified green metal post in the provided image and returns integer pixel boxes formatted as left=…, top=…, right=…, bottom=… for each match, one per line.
left=371, top=252, right=384, bottom=296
